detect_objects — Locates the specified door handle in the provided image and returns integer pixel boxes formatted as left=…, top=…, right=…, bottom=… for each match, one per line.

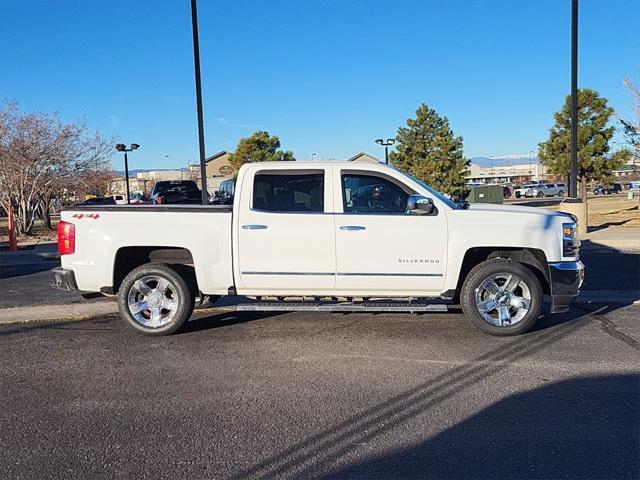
left=242, top=224, right=268, bottom=230
left=339, top=225, right=366, bottom=231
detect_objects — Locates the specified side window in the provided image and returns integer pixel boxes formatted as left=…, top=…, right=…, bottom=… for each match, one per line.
left=342, top=174, right=411, bottom=215
left=253, top=172, right=324, bottom=213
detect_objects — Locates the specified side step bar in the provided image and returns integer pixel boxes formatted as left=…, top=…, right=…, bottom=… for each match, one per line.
left=236, top=300, right=448, bottom=313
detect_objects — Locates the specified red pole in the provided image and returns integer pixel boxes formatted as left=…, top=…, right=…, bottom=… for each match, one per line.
left=8, top=205, right=17, bottom=251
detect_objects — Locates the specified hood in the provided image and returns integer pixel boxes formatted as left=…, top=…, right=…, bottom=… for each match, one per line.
left=468, top=202, right=572, bottom=219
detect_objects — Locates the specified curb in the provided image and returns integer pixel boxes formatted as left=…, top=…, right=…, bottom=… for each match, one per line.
left=0, top=302, right=236, bottom=326
left=0, top=302, right=119, bottom=325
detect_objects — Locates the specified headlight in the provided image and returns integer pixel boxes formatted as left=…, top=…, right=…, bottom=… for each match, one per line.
left=562, top=222, right=579, bottom=256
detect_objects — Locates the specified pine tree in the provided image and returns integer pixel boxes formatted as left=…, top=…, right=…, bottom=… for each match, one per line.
left=229, top=131, right=294, bottom=171
left=538, top=88, right=629, bottom=201
left=389, top=103, right=470, bottom=199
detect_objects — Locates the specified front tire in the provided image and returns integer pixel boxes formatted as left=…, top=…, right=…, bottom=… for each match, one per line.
left=460, top=258, right=542, bottom=336
left=117, top=263, right=195, bottom=335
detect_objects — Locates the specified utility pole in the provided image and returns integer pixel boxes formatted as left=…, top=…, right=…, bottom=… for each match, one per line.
left=190, top=0, right=208, bottom=205
left=570, top=0, right=578, bottom=198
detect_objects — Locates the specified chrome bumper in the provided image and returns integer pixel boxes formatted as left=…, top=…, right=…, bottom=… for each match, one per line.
left=548, top=261, right=585, bottom=313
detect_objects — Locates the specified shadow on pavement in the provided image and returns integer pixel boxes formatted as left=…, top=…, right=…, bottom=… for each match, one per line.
left=321, top=374, right=640, bottom=480
left=0, top=260, right=58, bottom=279
left=230, top=305, right=630, bottom=480
left=180, top=310, right=284, bottom=334
left=579, top=240, right=639, bottom=292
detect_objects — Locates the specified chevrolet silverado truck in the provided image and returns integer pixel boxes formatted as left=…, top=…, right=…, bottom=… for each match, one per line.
left=52, top=161, right=584, bottom=336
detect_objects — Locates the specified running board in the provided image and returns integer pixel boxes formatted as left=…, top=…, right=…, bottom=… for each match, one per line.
left=236, top=300, right=448, bottom=313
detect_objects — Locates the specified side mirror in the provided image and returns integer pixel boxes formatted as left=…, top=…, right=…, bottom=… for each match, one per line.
left=407, top=194, right=435, bottom=215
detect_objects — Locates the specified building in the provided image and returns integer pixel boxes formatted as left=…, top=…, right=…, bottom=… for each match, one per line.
left=346, top=152, right=381, bottom=164
left=466, top=162, right=557, bottom=185
left=135, top=170, right=192, bottom=182
left=614, top=163, right=639, bottom=181
left=109, top=177, right=153, bottom=195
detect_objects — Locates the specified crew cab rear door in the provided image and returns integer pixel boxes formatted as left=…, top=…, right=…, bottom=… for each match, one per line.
left=235, top=166, right=335, bottom=292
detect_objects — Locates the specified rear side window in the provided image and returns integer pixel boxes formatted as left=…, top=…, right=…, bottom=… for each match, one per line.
left=253, top=172, right=324, bottom=212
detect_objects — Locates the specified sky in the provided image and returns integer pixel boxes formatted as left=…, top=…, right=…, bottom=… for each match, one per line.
left=0, top=0, right=638, bottom=170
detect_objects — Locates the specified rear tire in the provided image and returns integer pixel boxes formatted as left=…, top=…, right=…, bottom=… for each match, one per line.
left=117, top=263, right=195, bottom=335
left=537, top=191, right=544, bottom=198
left=460, top=258, right=542, bottom=336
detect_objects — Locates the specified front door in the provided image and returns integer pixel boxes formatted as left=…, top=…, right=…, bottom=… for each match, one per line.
left=334, top=170, right=447, bottom=295
left=236, top=168, right=335, bottom=293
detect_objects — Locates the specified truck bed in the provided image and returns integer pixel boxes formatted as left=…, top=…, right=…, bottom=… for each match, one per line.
left=59, top=204, right=234, bottom=295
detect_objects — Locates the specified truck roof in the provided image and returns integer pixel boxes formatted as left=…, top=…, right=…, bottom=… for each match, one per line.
left=239, top=161, right=391, bottom=168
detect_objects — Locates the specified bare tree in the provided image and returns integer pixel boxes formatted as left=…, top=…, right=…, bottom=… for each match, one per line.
left=0, top=101, right=113, bottom=235
left=622, top=75, right=640, bottom=162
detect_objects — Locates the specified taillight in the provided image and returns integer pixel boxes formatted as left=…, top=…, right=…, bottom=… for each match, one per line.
left=156, top=196, right=164, bottom=204
left=57, top=220, right=75, bottom=255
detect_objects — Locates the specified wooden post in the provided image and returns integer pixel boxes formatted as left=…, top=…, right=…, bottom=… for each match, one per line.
left=8, top=205, right=18, bottom=251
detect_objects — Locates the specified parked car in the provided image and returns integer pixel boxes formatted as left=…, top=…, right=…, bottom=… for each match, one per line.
left=503, top=186, right=511, bottom=199
left=624, top=181, right=640, bottom=190
left=513, top=184, right=540, bottom=198
left=53, top=161, right=583, bottom=338
left=112, top=194, right=126, bottom=205
left=593, top=183, right=622, bottom=195
left=210, top=179, right=235, bottom=205
left=526, top=183, right=563, bottom=198
left=150, top=180, right=203, bottom=204
left=78, top=197, right=116, bottom=206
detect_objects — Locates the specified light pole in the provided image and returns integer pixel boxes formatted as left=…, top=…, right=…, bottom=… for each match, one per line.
left=190, top=0, right=208, bottom=205
left=115, top=143, right=140, bottom=204
left=312, top=152, right=317, bottom=161
left=529, top=150, right=533, bottom=181
left=375, top=138, right=395, bottom=164
left=570, top=0, right=579, bottom=198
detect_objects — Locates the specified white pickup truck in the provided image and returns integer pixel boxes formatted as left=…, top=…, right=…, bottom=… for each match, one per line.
left=52, top=161, right=583, bottom=336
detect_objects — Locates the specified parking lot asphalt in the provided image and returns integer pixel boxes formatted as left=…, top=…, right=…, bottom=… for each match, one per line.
left=1, top=302, right=638, bottom=480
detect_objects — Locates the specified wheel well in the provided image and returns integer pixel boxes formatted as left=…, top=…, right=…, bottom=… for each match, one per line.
left=456, top=247, right=550, bottom=295
left=112, top=247, right=197, bottom=294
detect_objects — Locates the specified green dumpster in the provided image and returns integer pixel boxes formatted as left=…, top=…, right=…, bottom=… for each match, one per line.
left=466, top=185, right=504, bottom=204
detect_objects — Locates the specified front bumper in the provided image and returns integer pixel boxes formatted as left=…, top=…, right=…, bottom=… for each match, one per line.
left=51, top=267, right=79, bottom=291
left=548, top=261, right=585, bottom=313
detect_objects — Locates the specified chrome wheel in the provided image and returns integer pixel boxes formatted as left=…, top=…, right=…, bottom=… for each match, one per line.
left=127, top=275, right=179, bottom=328
left=474, top=273, right=531, bottom=327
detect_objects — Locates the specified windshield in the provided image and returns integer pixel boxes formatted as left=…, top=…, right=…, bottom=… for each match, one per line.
left=394, top=170, right=458, bottom=209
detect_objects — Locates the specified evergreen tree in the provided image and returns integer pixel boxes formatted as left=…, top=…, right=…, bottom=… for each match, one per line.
left=389, top=103, right=469, bottom=199
left=229, top=131, right=294, bottom=171
left=538, top=88, right=629, bottom=201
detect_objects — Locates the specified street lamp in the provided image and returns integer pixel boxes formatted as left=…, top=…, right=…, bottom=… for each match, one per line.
left=312, top=152, right=317, bottom=161
left=115, top=143, right=140, bottom=204
left=529, top=150, right=533, bottom=181
left=375, top=138, right=395, bottom=164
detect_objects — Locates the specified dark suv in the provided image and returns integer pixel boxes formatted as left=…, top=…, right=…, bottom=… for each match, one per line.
left=593, top=183, right=622, bottom=195
left=211, top=179, right=235, bottom=205
left=150, top=180, right=203, bottom=204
